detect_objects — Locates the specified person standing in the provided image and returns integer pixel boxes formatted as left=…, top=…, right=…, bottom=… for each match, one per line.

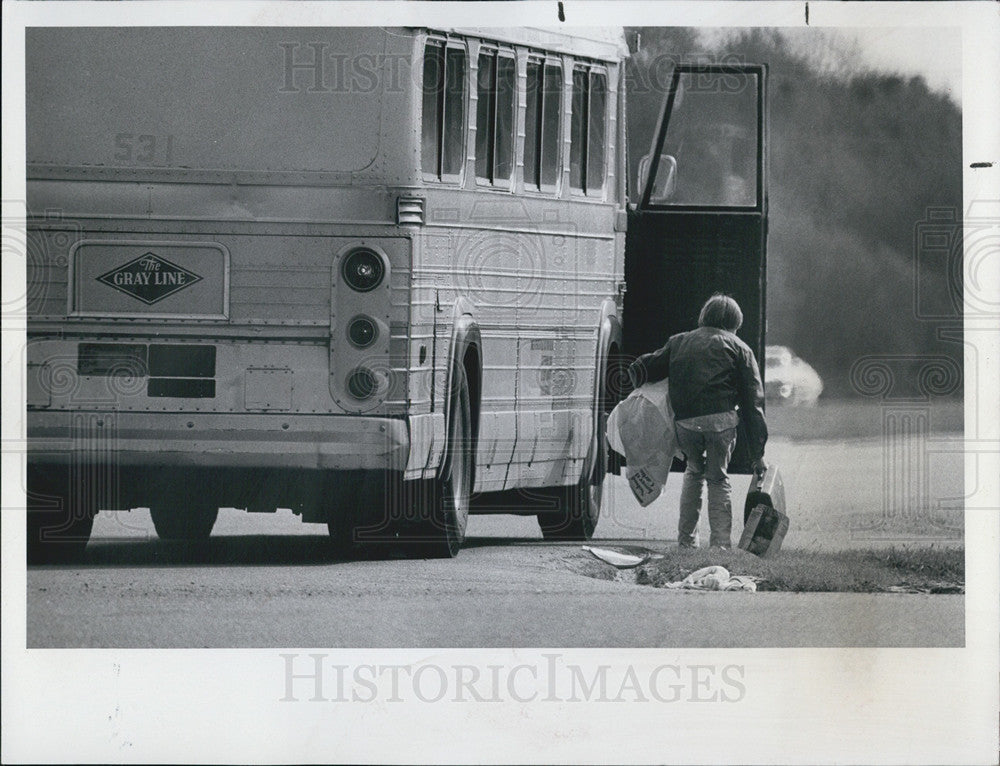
left=628, top=294, right=767, bottom=549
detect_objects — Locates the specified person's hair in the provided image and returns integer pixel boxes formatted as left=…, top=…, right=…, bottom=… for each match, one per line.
left=698, top=293, right=743, bottom=332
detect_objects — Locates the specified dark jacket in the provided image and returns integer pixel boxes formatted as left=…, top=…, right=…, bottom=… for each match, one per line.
left=632, top=326, right=767, bottom=459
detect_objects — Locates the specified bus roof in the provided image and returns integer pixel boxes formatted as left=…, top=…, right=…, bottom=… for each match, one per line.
left=432, top=27, right=629, bottom=62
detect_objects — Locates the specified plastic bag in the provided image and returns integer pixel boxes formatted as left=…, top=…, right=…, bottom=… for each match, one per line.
left=607, top=379, right=681, bottom=507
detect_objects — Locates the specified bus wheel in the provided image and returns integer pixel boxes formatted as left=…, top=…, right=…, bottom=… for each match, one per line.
left=536, top=474, right=604, bottom=540
left=27, top=469, right=95, bottom=564
left=537, top=411, right=608, bottom=541
left=408, top=366, right=474, bottom=558
left=150, top=501, right=218, bottom=541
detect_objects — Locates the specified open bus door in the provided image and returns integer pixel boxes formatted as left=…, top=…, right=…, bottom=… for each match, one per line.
left=624, top=64, right=768, bottom=473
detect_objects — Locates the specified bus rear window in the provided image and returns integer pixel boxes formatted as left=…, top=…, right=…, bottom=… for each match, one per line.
left=422, top=42, right=468, bottom=181
left=524, top=61, right=562, bottom=191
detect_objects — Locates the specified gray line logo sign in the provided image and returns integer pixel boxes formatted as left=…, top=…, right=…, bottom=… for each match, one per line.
left=97, top=252, right=202, bottom=304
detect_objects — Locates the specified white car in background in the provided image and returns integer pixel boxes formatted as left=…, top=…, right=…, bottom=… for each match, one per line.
left=764, top=345, right=823, bottom=406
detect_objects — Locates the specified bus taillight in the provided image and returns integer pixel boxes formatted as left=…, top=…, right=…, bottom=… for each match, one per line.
left=346, top=367, right=378, bottom=400
left=341, top=248, right=385, bottom=292
left=347, top=315, right=379, bottom=349
left=330, top=243, right=392, bottom=412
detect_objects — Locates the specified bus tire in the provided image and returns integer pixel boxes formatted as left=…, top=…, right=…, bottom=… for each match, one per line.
left=150, top=501, right=218, bottom=541
left=408, top=364, right=474, bottom=558
left=536, top=446, right=605, bottom=541
left=536, top=354, right=614, bottom=541
left=26, top=466, right=96, bottom=564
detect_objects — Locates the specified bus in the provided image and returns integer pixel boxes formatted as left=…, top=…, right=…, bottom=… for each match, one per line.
left=24, top=27, right=767, bottom=561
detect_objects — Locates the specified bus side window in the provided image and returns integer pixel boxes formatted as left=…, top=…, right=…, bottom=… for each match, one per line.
left=524, top=61, right=541, bottom=190
left=524, top=59, right=562, bottom=192
left=570, top=69, right=587, bottom=191
left=541, top=64, right=562, bottom=189
left=570, top=67, right=608, bottom=197
left=587, top=71, right=607, bottom=195
left=421, top=43, right=443, bottom=176
left=422, top=41, right=467, bottom=181
left=475, top=50, right=516, bottom=186
left=495, top=57, right=516, bottom=182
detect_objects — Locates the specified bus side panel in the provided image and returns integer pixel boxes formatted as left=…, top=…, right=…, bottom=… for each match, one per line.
left=512, top=225, right=617, bottom=490
left=415, top=219, right=520, bottom=492
left=414, top=200, right=618, bottom=494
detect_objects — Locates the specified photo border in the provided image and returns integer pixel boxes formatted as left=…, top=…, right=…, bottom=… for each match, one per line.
left=3, top=2, right=997, bottom=763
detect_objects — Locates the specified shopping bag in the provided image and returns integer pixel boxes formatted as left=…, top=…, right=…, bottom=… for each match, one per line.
left=606, top=379, right=680, bottom=507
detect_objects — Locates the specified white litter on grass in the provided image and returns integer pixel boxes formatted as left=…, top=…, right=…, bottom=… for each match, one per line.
left=582, top=546, right=663, bottom=569
left=664, top=565, right=758, bottom=592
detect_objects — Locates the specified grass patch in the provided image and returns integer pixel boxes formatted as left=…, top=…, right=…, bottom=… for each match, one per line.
left=631, top=546, right=963, bottom=593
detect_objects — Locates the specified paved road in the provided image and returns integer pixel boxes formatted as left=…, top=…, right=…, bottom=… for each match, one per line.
left=27, top=516, right=962, bottom=648
left=25, top=435, right=964, bottom=648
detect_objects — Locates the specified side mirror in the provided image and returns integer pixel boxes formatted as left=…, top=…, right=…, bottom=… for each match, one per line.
left=637, top=153, right=678, bottom=204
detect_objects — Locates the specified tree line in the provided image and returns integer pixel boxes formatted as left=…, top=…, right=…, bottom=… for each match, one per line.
left=626, top=28, right=963, bottom=398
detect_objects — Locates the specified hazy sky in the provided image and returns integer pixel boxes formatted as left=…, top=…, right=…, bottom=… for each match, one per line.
left=808, top=27, right=962, bottom=103
left=701, top=27, right=963, bottom=105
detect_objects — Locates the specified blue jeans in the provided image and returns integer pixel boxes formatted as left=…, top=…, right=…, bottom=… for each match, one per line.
left=675, top=425, right=738, bottom=547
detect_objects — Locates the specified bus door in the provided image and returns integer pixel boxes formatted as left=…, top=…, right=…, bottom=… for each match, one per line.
left=624, top=64, right=767, bottom=473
